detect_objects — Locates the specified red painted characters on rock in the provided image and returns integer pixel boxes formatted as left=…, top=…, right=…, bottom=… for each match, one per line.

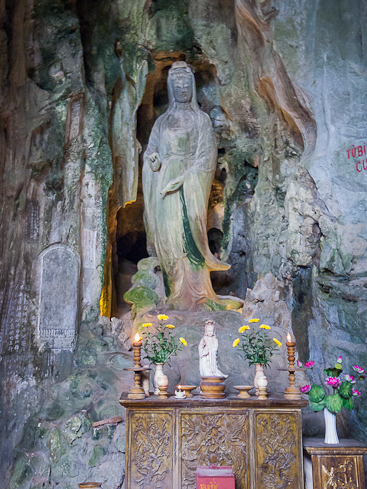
left=346, top=143, right=367, bottom=172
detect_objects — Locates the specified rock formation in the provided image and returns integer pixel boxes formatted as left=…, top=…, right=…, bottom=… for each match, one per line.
left=0, top=0, right=366, bottom=486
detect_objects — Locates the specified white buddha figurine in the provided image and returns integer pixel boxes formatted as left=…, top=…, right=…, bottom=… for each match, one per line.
left=198, top=320, right=227, bottom=378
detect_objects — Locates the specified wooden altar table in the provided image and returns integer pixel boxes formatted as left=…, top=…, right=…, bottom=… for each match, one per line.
left=120, top=394, right=308, bottom=489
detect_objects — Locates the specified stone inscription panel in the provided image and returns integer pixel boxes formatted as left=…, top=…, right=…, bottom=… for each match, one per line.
left=255, top=412, right=301, bottom=489
left=26, top=199, right=40, bottom=241
left=82, top=229, right=96, bottom=269
left=38, top=246, right=78, bottom=350
left=129, top=411, right=174, bottom=489
left=180, top=411, right=249, bottom=489
left=0, top=276, right=28, bottom=356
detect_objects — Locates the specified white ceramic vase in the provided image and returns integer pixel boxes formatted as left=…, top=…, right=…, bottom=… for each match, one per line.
left=254, top=363, right=266, bottom=395
left=324, top=408, right=339, bottom=444
left=154, top=363, right=165, bottom=395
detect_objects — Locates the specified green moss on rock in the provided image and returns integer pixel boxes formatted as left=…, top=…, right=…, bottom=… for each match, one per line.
left=124, top=285, right=160, bottom=313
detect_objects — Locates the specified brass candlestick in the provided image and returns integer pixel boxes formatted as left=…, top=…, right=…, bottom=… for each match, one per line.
left=277, top=333, right=305, bottom=400
left=283, top=332, right=302, bottom=400
left=124, top=333, right=146, bottom=400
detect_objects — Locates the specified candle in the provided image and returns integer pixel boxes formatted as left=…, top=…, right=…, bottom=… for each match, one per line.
left=134, top=332, right=141, bottom=344
left=287, top=332, right=292, bottom=343
left=178, top=385, right=182, bottom=392
left=133, top=332, right=142, bottom=369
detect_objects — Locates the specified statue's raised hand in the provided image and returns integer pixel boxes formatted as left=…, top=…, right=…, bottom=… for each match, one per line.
left=147, top=152, right=161, bottom=171
left=160, top=175, right=184, bottom=198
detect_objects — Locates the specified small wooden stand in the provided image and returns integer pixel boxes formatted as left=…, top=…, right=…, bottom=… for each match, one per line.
left=158, top=385, right=168, bottom=399
left=304, top=438, right=367, bottom=489
left=258, top=385, right=267, bottom=400
left=233, top=385, right=253, bottom=399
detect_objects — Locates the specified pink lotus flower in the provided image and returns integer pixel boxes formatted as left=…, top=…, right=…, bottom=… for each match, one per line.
left=352, top=388, right=361, bottom=397
left=353, top=365, right=365, bottom=375
left=297, top=360, right=302, bottom=367
left=326, top=377, right=341, bottom=388
left=300, top=385, right=311, bottom=394
left=304, top=361, right=316, bottom=368
left=344, top=374, right=356, bottom=384
left=337, top=356, right=343, bottom=363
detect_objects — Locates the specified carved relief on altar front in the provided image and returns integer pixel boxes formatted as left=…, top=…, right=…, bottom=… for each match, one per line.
left=129, top=411, right=173, bottom=489
left=321, top=458, right=358, bottom=489
left=180, top=412, right=249, bottom=489
left=255, top=412, right=300, bottom=489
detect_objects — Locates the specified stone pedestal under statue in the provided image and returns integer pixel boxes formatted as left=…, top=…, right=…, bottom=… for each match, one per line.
left=119, top=394, right=307, bottom=489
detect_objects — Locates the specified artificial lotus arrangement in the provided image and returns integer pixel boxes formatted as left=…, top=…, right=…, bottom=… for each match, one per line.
left=141, top=314, right=187, bottom=365
left=232, top=319, right=282, bottom=368
left=300, top=356, right=365, bottom=413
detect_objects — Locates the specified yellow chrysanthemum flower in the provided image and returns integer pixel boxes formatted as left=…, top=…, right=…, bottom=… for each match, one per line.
left=249, top=318, right=260, bottom=323
left=157, top=314, right=169, bottom=321
left=179, top=337, right=187, bottom=346
left=260, top=324, right=271, bottom=330
left=166, top=324, right=175, bottom=329
left=142, top=323, right=152, bottom=328
left=232, top=338, right=240, bottom=347
left=273, top=338, right=282, bottom=347
left=238, top=325, right=250, bottom=333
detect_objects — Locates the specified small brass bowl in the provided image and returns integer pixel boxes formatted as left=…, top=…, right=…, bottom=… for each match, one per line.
left=233, top=385, right=254, bottom=399
left=177, top=385, right=197, bottom=398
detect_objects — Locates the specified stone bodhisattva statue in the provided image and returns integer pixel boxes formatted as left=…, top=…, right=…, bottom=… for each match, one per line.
left=198, top=320, right=227, bottom=378
left=143, top=61, right=230, bottom=311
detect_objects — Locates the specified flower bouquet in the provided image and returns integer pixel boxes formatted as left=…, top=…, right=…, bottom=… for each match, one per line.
left=141, top=314, right=187, bottom=395
left=232, top=319, right=282, bottom=393
left=232, top=319, right=282, bottom=368
left=141, top=314, right=187, bottom=366
left=300, top=356, right=365, bottom=443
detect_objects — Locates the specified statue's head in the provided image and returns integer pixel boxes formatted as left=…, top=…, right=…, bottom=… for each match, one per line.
left=167, top=61, right=198, bottom=111
left=204, top=320, right=215, bottom=336
left=169, top=62, right=192, bottom=103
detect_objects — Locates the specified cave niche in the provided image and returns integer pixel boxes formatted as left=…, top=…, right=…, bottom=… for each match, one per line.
left=108, top=52, right=229, bottom=317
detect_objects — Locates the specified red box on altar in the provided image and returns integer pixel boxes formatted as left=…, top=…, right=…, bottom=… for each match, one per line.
left=196, top=465, right=235, bottom=489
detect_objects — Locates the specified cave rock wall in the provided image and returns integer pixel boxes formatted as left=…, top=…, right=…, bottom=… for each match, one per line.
left=0, top=0, right=366, bottom=487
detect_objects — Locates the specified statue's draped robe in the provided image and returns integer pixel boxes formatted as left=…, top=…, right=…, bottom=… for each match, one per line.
left=143, top=106, right=229, bottom=310
left=199, top=335, right=227, bottom=377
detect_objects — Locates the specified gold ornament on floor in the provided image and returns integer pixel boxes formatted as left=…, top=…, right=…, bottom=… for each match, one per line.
left=78, top=484, right=102, bottom=488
